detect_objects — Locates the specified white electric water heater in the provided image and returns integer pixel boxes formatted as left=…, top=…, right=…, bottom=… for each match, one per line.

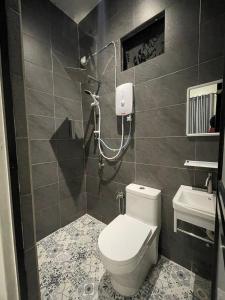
left=115, top=83, right=133, bottom=116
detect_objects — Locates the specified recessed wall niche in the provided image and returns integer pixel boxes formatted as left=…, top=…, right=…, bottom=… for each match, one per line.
left=121, top=12, right=165, bottom=71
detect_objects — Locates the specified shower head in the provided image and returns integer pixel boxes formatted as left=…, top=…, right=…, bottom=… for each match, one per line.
left=81, top=56, right=90, bottom=67
left=84, top=89, right=92, bottom=95
left=84, top=90, right=99, bottom=106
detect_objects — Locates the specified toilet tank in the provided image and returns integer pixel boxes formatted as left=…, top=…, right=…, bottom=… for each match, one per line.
left=126, top=183, right=161, bottom=226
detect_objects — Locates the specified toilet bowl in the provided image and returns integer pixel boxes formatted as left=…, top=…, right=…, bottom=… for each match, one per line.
left=98, top=183, right=161, bottom=296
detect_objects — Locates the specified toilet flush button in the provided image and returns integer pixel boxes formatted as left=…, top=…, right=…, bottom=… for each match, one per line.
left=139, top=186, right=145, bottom=190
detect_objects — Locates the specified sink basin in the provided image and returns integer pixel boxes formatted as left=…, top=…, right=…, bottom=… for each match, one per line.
left=173, top=185, right=216, bottom=232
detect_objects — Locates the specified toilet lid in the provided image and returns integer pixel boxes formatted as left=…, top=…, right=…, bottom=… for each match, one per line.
left=98, top=214, right=152, bottom=263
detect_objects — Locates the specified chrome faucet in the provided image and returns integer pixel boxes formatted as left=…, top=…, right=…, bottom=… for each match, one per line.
left=205, top=173, right=213, bottom=194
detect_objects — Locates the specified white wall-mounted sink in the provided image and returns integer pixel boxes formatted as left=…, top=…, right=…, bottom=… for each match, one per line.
left=173, top=185, right=216, bottom=232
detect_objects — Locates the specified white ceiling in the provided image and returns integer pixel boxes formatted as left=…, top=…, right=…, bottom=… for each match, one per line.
left=50, top=0, right=101, bottom=23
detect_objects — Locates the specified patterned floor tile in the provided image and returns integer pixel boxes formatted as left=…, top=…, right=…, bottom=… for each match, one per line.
left=37, top=214, right=211, bottom=300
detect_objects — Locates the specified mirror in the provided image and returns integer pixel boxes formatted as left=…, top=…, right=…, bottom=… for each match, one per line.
left=186, top=80, right=222, bottom=136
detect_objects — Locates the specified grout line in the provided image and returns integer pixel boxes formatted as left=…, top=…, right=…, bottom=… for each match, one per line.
left=197, top=0, right=202, bottom=82
left=32, top=160, right=57, bottom=166
left=33, top=182, right=58, bottom=191
left=50, top=36, right=62, bottom=229
left=19, top=9, right=42, bottom=294
left=28, top=113, right=54, bottom=119
left=134, top=64, right=199, bottom=87
left=87, top=156, right=135, bottom=164
left=29, top=138, right=82, bottom=141
left=22, top=28, right=51, bottom=47
left=15, top=136, right=28, bottom=140
left=135, top=102, right=186, bottom=113
left=86, top=175, right=127, bottom=187
left=135, top=162, right=194, bottom=170
left=24, top=58, right=52, bottom=72
left=28, top=112, right=83, bottom=122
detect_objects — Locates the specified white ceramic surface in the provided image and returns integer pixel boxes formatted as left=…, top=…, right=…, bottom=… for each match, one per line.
left=173, top=185, right=216, bottom=231
left=98, top=183, right=161, bottom=296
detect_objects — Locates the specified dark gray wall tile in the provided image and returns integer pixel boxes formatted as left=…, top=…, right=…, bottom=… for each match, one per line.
left=100, top=180, right=126, bottom=211
left=136, top=137, right=195, bottom=168
left=25, top=61, right=53, bottom=94
left=86, top=175, right=101, bottom=196
left=6, top=3, right=40, bottom=297
left=50, top=3, right=79, bottom=59
left=134, top=67, right=198, bottom=112
left=20, top=194, right=35, bottom=250
left=22, top=0, right=51, bottom=45
left=199, top=13, right=225, bottom=63
left=54, top=118, right=84, bottom=140
left=52, top=50, right=79, bottom=79
left=134, top=0, right=199, bottom=84
left=198, top=56, right=224, bottom=84
left=35, top=205, right=60, bottom=241
left=86, top=157, right=99, bottom=177
left=6, top=9, right=23, bottom=76
left=99, top=0, right=135, bottom=21
left=58, top=159, right=84, bottom=181
left=100, top=115, right=130, bottom=139
left=101, top=138, right=135, bottom=163
left=28, top=115, right=55, bottom=139
left=195, top=137, right=219, bottom=162
left=194, top=169, right=217, bottom=190
left=165, top=0, right=199, bottom=43
left=87, top=191, right=119, bottom=224
left=60, top=193, right=86, bottom=227
left=59, top=177, right=85, bottom=200
left=161, top=194, right=174, bottom=233
left=54, top=118, right=71, bottom=139
left=101, top=160, right=135, bottom=185
left=117, top=68, right=135, bottom=86
left=11, top=74, right=28, bottom=137
left=201, top=0, right=225, bottom=24
left=98, top=68, right=115, bottom=96
left=55, top=97, right=82, bottom=120
left=84, top=129, right=99, bottom=159
left=6, top=0, right=20, bottom=12
left=32, top=162, right=58, bottom=189
left=24, top=247, right=40, bottom=300
left=159, top=229, right=193, bottom=271
left=135, top=164, right=194, bottom=196
left=54, top=140, right=83, bottom=161
left=54, top=73, right=81, bottom=101
left=134, top=41, right=198, bottom=84
left=26, top=88, right=54, bottom=117
left=23, top=33, right=52, bottom=70
left=134, top=0, right=173, bottom=27
left=135, top=104, right=186, bottom=137
left=33, top=183, right=59, bottom=211
left=16, top=138, right=31, bottom=195
left=96, top=5, right=135, bottom=49
left=30, top=140, right=56, bottom=164
left=60, top=205, right=86, bottom=227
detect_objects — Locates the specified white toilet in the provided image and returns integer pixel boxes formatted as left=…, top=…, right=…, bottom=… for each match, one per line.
left=98, top=183, right=161, bottom=296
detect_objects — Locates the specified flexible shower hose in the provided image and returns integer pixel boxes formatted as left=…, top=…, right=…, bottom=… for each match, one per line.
left=95, top=103, right=132, bottom=160
left=89, top=40, right=132, bottom=160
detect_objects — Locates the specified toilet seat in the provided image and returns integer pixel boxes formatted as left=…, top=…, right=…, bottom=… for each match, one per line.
left=98, top=214, right=157, bottom=272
